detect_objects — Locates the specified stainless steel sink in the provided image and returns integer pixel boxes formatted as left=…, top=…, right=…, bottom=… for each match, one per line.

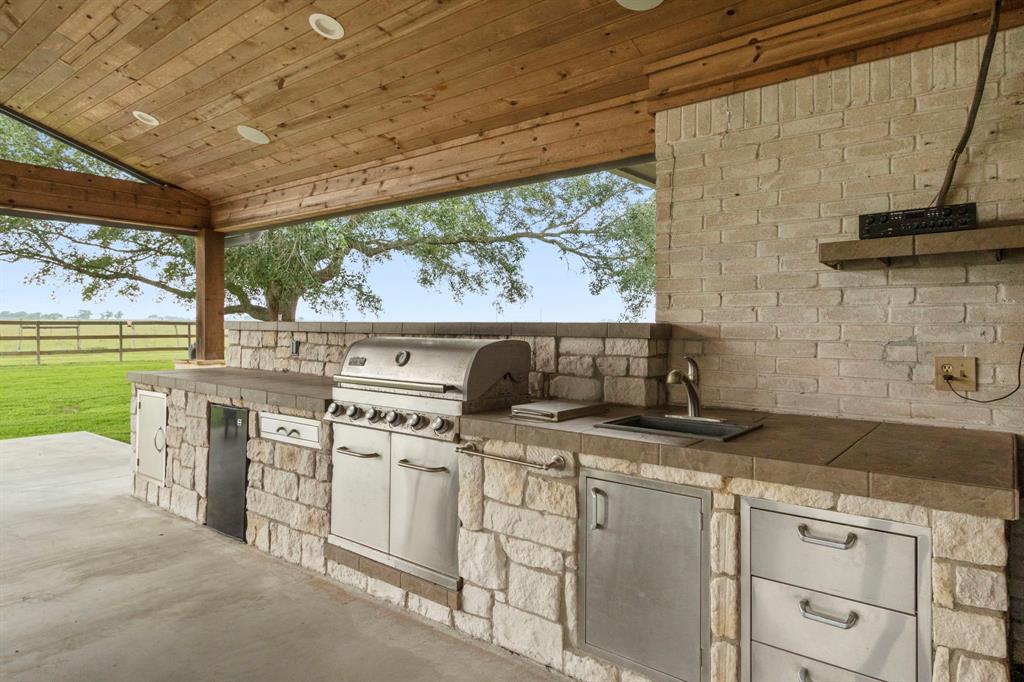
left=595, top=414, right=763, bottom=442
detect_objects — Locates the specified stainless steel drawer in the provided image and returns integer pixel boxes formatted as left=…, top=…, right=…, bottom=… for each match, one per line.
left=751, top=577, right=916, bottom=682
left=751, top=642, right=881, bottom=682
left=749, top=508, right=917, bottom=613
left=331, top=424, right=390, bottom=552
left=389, top=434, right=459, bottom=578
left=259, top=412, right=321, bottom=449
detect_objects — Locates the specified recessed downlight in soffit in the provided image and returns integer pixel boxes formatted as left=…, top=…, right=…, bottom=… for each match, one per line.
left=309, top=13, right=345, bottom=40
left=132, top=110, right=159, bottom=126
left=615, top=0, right=664, bottom=10
left=236, top=125, right=270, bottom=144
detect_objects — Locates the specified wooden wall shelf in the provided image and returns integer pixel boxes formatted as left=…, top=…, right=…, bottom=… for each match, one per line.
left=818, top=225, right=1024, bottom=269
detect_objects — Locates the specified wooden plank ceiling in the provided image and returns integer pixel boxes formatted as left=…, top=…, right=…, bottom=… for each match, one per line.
left=0, top=0, right=1015, bottom=232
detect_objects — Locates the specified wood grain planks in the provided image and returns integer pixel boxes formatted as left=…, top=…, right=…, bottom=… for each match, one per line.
left=0, top=158, right=208, bottom=232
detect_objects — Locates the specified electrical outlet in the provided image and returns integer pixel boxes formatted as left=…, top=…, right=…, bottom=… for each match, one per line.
left=934, top=356, right=977, bottom=392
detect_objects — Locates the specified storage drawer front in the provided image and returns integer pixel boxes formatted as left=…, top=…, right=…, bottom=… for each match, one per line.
left=751, top=642, right=881, bottom=682
left=750, top=508, right=917, bottom=613
left=389, top=434, right=459, bottom=578
left=331, top=424, right=391, bottom=552
left=259, top=413, right=321, bottom=448
left=751, top=577, right=916, bottom=682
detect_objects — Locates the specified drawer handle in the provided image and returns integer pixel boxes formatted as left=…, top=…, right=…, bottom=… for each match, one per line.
left=274, top=426, right=301, bottom=438
left=798, top=670, right=810, bottom=682
left=397, top=458, right=448, bottom=473
left=798, top=599, right=858, bottom=630
left=797, top=523, right=857, bottom=550
left=335, top=446, right=379, bottom=459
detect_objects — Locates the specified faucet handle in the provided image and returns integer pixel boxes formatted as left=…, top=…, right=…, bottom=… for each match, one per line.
left=683, top=356, right=700, bottom=385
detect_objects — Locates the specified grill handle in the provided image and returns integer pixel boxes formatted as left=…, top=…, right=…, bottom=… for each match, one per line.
left=455, top=443, right=565, bottom=471
left=333, top=375, right=451, bottom=393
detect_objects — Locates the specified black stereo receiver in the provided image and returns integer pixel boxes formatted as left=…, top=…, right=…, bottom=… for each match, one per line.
left=858, top=202, right=977, bottom=240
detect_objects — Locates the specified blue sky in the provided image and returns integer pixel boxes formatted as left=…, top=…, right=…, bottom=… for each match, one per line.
left=1, top=240, right=651, bottom=322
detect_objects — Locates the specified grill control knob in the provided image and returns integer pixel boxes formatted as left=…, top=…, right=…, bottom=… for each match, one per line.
left=366, top=407, right=381, bottom=422
left=345, top=405, right=363, bottom=420
left=430, top=417, right=450, bottom=434
left=327, top=402, right=342, bottom=416
left=407, top=414, right=423, bottom=429
left=385, top=411, right=402, bottom=426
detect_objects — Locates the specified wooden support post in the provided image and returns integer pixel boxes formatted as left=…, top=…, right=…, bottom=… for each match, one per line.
left=118, top=322, right=124, bottom=362
left=195, top=228, right=225, bottom=361
left=35, top=321, right=40, bottom=366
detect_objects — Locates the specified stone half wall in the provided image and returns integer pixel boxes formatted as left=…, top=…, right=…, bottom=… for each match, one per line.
left=654, top=27, right=1024, bottom=431
left=225, top=321, right=671, bottom=407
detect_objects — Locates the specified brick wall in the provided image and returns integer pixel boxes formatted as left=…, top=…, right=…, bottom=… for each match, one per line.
left=225, top=321, right=670, bottom=407
left=655, top=27, right=1023, bottom=431
left=655, top=27, right=1024, bottom=667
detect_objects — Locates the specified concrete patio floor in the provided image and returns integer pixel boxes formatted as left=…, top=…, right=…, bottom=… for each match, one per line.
left=0, top=432, right=560, bottom=682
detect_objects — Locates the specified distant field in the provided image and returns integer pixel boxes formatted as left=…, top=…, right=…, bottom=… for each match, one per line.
left=0, top=352, right=179, bottom=443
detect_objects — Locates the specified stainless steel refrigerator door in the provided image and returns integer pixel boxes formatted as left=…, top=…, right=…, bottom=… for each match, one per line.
left=207, top=405, right=248, bottom=540
left=388, top=434, right=459, bottom=578
left=331, top=423, right=391, bottom=552
left=582, top=475, right=705, bottom=682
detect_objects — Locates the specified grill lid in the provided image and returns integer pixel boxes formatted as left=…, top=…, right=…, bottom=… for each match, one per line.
left=335, top=337, right=531, bottom=402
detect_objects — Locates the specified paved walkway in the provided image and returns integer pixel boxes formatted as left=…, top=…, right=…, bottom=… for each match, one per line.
left=0, top=432, right=558, bottom=682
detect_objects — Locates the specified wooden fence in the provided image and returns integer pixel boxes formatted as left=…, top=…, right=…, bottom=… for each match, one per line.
left=0, top=320, right=197, bottom=365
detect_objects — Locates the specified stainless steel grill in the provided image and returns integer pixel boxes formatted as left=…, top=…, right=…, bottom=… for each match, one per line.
left=323, top=337, right=531, bottom=589
left=332, top=336, right=531, bottom=410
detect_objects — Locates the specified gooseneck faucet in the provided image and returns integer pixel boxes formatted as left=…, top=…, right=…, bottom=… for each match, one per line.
left=666, top=356, right=701, bottom=417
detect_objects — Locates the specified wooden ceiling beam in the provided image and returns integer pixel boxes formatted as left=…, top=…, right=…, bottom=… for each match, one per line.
left=646, top=0, right=1024, bottom=113
left=0, top=159, right=208, bottom=233
left=209, top=96, right=654, bottom=232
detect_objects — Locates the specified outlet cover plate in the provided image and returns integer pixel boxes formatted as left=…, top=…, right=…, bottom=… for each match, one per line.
left=934, top=356, right=977, bottom=392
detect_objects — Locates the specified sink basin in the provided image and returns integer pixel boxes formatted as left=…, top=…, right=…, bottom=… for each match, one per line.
left=595, top=414, right=763, bottom=442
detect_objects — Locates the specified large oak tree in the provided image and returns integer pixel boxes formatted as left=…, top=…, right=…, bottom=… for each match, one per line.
left=1, top=114, right=654, bottom=320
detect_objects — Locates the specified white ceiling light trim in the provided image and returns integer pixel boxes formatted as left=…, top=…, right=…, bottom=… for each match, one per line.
left=616, top=0, right=663, bottom=9
left=309, top=13, right=344, bottom=39
left=132, top=110, right=159, bottom=126
left=236, top=125, right=270, bottom=144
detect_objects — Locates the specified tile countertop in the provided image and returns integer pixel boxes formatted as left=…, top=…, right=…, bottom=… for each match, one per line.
left=461, top=406, right=1020, bottom=520
left=126, top=367, right=332, bottom=412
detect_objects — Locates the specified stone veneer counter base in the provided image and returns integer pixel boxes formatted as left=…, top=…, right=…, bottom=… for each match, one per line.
left=461, top=407, right=1019, bottom=520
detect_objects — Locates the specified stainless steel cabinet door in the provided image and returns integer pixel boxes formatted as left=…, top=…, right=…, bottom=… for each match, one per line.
left=389, top=434, right=459, bottom=577
left=136, top=391, right=166, bottom=482
left=583, top=475, right=704, bottom=682
left=331, top=424, right=391, bottom=552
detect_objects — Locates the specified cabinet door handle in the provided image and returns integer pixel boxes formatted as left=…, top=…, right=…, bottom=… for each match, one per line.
left=798, top=669, right=811, bottom=682
left=335, top=446, right=379, bottom=459
left=397, top=458, right=447, bottom=473
left=798, top=599, right=858, bottom=629
left=153, top=427, right=165, bottom=453
left=797, top=523, right=857, bottom=550
left=590, top=487, right=608, bottom=530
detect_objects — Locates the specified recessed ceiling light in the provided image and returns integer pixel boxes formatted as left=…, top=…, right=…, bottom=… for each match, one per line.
left=236, top=125, right=270, bottom=144
left=616, top=0, right=663, bottom=9
left=309, top=13, right=344, bottom=40
left=132, top=110, right=159, bottom=126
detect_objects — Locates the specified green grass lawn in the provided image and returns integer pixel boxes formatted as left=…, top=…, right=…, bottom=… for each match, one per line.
left=0, top=352, right=180, bottom=443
